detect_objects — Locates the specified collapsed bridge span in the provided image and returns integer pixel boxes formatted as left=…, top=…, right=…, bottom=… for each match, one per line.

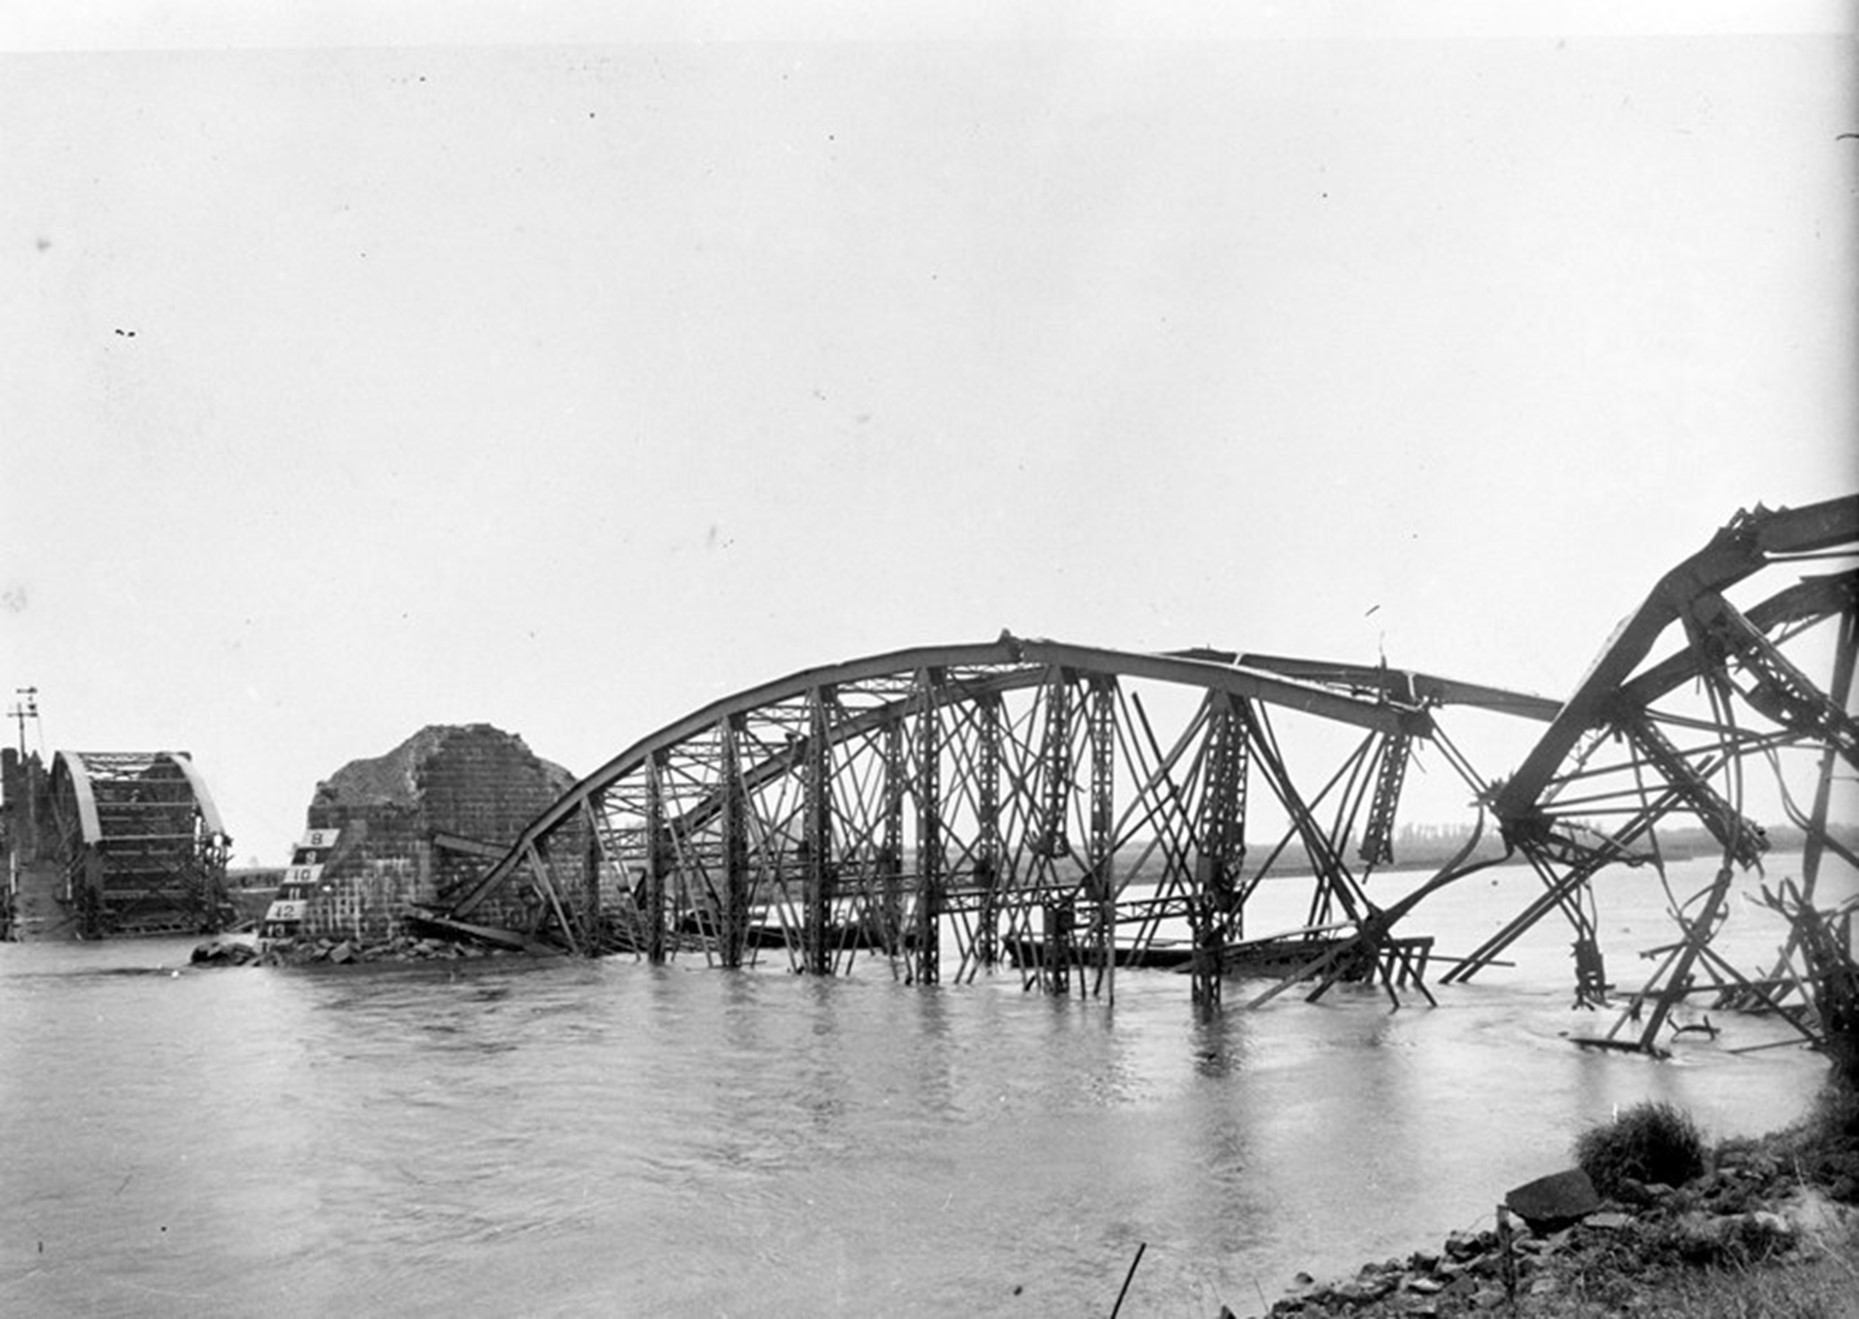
left=445, top=638, right=1557, bottom=1005
left=441, top=497, right=1857, bottom=1043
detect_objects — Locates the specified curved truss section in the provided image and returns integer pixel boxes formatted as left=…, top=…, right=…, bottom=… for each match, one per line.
left=49, top=750, right=233, bottom=938
left=447, top=638, right=1555, bottom=1003
left=1450, top=496, right=1859, bottom=1050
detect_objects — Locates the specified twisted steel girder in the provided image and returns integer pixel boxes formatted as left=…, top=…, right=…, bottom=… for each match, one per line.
left=1447, top=497, right=1859, bottom=1035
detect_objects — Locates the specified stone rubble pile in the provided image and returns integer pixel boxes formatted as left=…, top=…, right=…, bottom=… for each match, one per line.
left=1260, top=1154, right=1855, bottom=1317
left=190, top=934, right=519, bottom=968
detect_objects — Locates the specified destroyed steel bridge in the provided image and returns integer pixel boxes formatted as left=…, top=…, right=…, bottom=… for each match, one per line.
left=20, top=497, right=1854, bottom=1056
left=427, top=496, right=1857, bottom=1052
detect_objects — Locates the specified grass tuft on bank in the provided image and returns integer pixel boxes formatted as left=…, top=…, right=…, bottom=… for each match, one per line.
left=1575, top=1100, right=1707, bottom=1196
left=1620, top=1254, right=1859, bottom=1318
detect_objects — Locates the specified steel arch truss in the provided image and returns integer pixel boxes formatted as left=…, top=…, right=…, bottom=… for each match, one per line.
left=49, top=750, right=233, bottom=938
left=448, top=639, right=1554, bottom=1002
left=1448, top=497, right=1859, bottom=1054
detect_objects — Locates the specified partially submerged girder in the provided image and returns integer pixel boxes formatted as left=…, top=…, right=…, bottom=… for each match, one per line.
left=446, top=638, right=1550, bottom=1002
left=1450, top=496, right=1859, bottom=1052
left=48, top=750, right=233, bottom=938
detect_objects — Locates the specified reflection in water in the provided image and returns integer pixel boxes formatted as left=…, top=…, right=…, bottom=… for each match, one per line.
left=0, top=854, right=1848, bottom=1317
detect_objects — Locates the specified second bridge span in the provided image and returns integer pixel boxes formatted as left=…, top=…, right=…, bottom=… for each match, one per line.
left=443, top=636, right=1558, bottom=1006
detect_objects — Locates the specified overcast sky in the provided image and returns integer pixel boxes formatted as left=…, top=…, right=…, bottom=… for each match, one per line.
left=3, top=3, right=1854, bottom=863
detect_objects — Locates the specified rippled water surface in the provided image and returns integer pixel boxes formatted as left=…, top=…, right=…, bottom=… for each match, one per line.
left=2, top=854, right=1847, bottom=1317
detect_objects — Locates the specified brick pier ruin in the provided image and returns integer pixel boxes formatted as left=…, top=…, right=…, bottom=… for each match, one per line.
left=269, top=723, right=576, bottom=944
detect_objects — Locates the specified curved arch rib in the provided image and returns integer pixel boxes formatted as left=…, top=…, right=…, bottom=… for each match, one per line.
left=449, top=639, right=1445, bottom=919
left=52, top=751, right=104, bottom=845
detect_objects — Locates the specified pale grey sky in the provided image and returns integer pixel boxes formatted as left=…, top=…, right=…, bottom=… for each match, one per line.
left=3, top=4, right=1854, bottom=861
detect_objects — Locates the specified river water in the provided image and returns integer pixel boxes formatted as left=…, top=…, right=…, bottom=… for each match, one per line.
left=2, top=853, right=1848, bottom=1317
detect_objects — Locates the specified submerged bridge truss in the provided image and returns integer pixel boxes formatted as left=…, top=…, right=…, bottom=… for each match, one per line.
left=445, top=497, right=1858, bottom=1045
left=447, top=639, right=1555, bottom=1007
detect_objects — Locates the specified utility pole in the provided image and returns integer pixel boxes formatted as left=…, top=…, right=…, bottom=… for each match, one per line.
left=8, top=687, right=37, bottom=756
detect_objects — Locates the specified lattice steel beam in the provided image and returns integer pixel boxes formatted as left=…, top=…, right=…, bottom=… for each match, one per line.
left=1358, top=732, right=1411, bottom=868
left=914, top=667, right=943, bottom=985
left=803, top=686, right=833, bottom=976
left=1613, top=713, right=1767, bottom=867
left=1087, top=672, right=1116, bottom=1001
left=719, top=715, right=750, bottom=969
left=1191, top=693, right=1249, bottom=1008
